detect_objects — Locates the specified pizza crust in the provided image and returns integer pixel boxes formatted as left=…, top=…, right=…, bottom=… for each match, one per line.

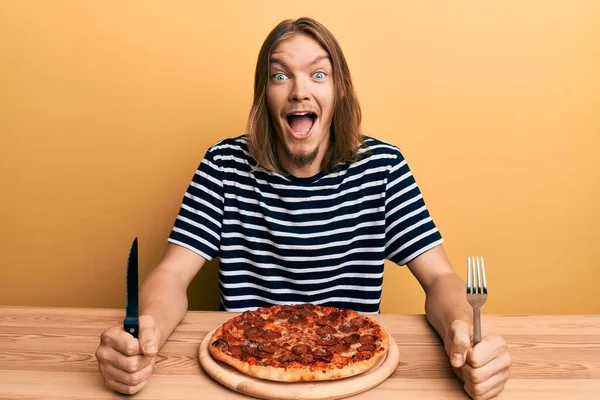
left=208, top=319, right=389, bottom=382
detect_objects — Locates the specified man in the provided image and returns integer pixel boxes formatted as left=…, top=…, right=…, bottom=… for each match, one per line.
left=96, top=17, right=511, bottom=399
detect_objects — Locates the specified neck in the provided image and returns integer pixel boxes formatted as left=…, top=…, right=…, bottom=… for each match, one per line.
left=277, top=136, right=330, bottom=178
left=284, top=160, right=322, bottom=178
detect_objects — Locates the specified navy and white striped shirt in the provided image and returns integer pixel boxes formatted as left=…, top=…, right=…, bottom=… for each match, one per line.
left=168, top=135, right=443, bottom=313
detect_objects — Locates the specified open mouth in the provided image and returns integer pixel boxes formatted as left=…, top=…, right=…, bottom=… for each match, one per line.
left=285, top=112, right=317, bottom=138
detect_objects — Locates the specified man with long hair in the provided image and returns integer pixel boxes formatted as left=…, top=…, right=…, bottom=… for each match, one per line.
left=96, top=17, right=511, bottom=399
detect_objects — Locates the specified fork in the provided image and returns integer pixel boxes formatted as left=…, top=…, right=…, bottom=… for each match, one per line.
left=466, top=256, right=488, bottom=345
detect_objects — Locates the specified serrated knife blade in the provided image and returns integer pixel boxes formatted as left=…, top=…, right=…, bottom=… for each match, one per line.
left=123, top=237, right=139, bottom=338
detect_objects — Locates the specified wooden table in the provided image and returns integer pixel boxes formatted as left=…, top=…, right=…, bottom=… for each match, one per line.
left=0, top=307, right=599, bottom=399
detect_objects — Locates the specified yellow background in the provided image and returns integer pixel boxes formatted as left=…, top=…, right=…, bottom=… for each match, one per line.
left=1, top=1, right=598, bottom=314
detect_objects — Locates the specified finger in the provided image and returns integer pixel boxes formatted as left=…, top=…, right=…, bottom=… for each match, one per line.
left=467, top=369, right=509, bottom=399
left=467, top=335, right=509, bottom=368
left=138, top=315, right=159, bottom=357
left=463, top=380, right=506, bottom=400
left=446, top=320, right=472, bottom=368
left=463, top=381, right=476, bottom=399
left=99, top=346, right=154, bottom=373
left=100, top=326, right=142, bottom=356
left=104, top=378, right=148, bottom=395
left=101, top=358, right=155, bottom=386
left=463, top=351, right=512, bottom=386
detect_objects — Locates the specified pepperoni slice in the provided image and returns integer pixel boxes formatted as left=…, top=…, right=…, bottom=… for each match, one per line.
left=317, top=311, right=341, bottom=326
left=358, top=344, right=376, bottom=353
left=312, top=347, right=332, bottom=358
left=257, top=350, right=270, bottom=359
left=244, top=326, right=262, bottom=340
left=288, top=314, right=308, bottom=325
left=260, top=329, right=282, bottom=340
left=326, top=311, right=341, bottom=321
left=229, top=345, right=243, bottom=357
left=330, top=343, right=351, bottom=354
left=359, top=334, right=377, bottom=345
left=242, top=341, right=260, bottom=356
left=317, top=333, right=339, bottom=346
left=275, top=310, right=293, bottom=319
left=244, top=311, right=266, bottom=327
left=343, top=333, right=360, bottom=344
left=316, top=326, right=337, bottom=335
left=233, top=319, right=252, bottom=330
left=258, top=342, right=281, bottom=354
left=299, top=353, right=314, bottom=364
left=212, top=338, right=228, bottom=349
left=277, top=351, right=298, bottom=363
left=292, top=344, right=311, bottom=355
left=316, top=317, right=337, bottom=327
left=351, top=317, right=367, bottom=328
left=299, top=303, right=317, bottom=310
left=339, top=321, right=359, bottom=333
left=299, top=309, right=319, bottom=318
left=242, top=311, right=258, bottom=321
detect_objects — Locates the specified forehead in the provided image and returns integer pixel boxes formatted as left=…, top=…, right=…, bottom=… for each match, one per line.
left=270, top=33, right=330, bottom=67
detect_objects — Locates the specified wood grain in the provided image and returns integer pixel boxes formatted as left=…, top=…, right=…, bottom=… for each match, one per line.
left=0, top=307, right=599, bottom=399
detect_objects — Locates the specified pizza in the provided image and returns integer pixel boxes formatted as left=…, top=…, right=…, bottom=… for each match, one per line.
left=207, top=303, right=388, bottom=382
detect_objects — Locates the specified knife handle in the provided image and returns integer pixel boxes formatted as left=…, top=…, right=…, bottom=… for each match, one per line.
left=124, top=317, right=139, bottom=339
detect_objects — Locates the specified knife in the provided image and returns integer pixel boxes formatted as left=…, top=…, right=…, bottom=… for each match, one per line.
left=123, top=237, right=139, bottom=338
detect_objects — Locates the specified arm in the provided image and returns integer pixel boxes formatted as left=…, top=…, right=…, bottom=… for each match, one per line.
left=406, top=245, right=472, bottom=344
left=139, top=243, right=207, bottom=349
left=407, top=245, right=512, bottom=400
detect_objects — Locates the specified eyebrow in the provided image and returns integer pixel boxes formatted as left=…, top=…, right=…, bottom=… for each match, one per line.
left=270, top=54, right=331, bottom=69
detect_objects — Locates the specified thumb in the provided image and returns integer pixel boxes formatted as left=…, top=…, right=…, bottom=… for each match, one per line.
left=138, top=315, right=159, bottom=357
left=445, top=320, right=472, bottom=368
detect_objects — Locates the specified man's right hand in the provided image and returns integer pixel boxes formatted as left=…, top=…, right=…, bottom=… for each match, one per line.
left=95, top=315, right=160, bottom=394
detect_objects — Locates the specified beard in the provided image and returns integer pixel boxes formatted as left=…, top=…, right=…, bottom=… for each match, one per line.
left=282, top=142, right=320, bottom=169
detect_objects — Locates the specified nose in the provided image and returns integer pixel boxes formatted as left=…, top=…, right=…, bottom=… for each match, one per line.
left=289, top=76, right=311, bottom=102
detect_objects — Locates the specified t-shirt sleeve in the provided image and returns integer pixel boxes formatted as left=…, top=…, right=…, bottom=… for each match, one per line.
left=167, top=146, right=224, bottom=261
left=385, top=149, right=443, bottom=265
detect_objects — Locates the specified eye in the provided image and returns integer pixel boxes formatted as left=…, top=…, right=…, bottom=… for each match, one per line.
left=272, top=73, right=288, bottom=81
left=313, top=71, right=326, bottom=80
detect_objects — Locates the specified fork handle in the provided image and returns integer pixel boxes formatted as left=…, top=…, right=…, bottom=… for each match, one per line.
left=473, top=306, right=482, bottom=345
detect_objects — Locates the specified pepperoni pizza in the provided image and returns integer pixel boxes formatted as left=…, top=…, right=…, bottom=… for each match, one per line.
left=208, top=303, right=388, bottom=382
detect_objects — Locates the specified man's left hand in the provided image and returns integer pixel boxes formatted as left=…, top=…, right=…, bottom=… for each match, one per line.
left=445, top=320, right=512, bottom=400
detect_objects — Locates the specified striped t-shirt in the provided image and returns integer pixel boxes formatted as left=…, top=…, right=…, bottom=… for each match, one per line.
left=168, top=135, right=443, bottom=314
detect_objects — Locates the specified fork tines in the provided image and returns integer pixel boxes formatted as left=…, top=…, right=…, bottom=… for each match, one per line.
left=467, top=256, right=487, bottom=295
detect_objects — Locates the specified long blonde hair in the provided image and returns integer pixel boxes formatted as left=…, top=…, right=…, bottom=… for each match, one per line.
left=246, top=17, right=364, bottom=175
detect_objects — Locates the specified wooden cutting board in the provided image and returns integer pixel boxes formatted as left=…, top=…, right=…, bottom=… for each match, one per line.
left=199, top=328, right=400, bottom=400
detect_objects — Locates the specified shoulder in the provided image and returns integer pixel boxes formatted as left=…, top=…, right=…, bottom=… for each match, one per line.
left=191, top=135, right=254, bottom=180
left=202, top=135, right=254, bottom=167
left=357, top=136, right=406, bottom=166
left=206, top=134, right=250, bottom=157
